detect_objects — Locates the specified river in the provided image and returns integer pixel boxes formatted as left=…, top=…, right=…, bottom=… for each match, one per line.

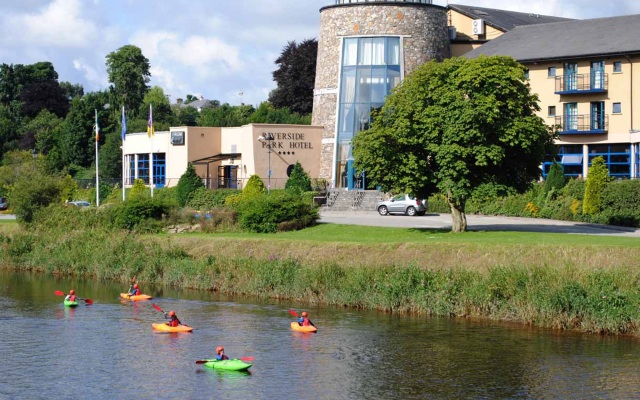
left=1, top=270, right=639, bottom=399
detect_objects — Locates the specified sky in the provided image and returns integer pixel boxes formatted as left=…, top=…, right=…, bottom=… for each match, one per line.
left=1, top=0, right=639, bottom=107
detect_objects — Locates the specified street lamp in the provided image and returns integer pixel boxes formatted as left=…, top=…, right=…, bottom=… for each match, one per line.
left=257, top=133, right=274, bottom=194
left=31, top=148, right=37, bottom=172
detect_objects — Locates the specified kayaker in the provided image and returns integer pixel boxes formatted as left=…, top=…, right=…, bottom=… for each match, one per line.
left=128, top=283, right=141, bottom=296
left=215, top=346, right=229, bottom=361
left=164, top=310, right=181, bottom=327
left=297, top=311, right=316, bottom=327
left=65, top=290, right=77, bottom=302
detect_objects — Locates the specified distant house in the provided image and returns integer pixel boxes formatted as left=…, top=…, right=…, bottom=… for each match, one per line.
left=174, top=96, right=216, bottom=113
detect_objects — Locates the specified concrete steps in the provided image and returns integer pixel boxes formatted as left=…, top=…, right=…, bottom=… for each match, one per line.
left=324, top=189, right=382, bottom=211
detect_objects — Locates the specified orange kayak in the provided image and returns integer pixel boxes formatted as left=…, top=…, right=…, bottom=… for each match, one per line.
left=152, top=323, right=193, bottom=333
left=120, top=293, right=152, bottom=301
left=290, top=321, right=317, bottom=333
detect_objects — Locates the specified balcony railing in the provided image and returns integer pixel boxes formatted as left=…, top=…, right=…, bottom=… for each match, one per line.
left=555, top=73, right=608, bottom=94
left=554, top=114, right=608, bottom=134
left=334, top=0, right=433, bottom=3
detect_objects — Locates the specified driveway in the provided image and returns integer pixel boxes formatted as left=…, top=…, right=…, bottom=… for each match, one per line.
left=318, top=210, right=640, bottom=237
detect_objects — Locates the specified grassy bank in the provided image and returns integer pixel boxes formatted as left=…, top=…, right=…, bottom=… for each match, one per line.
left=2, top=220, right=640, bottom=335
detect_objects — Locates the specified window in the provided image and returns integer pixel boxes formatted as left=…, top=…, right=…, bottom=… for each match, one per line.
left=613, top=102, right=622, bottom=114
left=613, top=61, right=622, bottom=73
left=524, top=69, right=529, bottom=79
left=548, top=67, right=556, bottom=77
left=548, top=106, right=556, bottom=116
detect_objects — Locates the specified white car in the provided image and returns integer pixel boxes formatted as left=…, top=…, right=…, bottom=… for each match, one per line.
left=68, top=201, right=91, bottom=208
left=376, top=194, right=427, bottom=216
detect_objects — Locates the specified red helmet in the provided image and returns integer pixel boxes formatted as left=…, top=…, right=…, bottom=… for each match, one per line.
left=133, top=284, right=139, bottom=289
left=216, top=346, right=224, bottom=354
left=168, top=311, right=175, bottom=316
left=301, top=311, right=308, bottom=317
left=69, top=290, right=75, bottom=295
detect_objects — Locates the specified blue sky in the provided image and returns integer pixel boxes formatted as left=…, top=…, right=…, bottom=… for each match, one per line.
left=1, top=0, right=638, bottom=107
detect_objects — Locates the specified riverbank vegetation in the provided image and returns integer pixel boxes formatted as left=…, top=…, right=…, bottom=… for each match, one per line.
left=1, top=210, right=640, bottom=336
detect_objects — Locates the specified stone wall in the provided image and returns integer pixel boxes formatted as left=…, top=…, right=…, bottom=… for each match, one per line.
left=312, top=3, right=450, bottom=182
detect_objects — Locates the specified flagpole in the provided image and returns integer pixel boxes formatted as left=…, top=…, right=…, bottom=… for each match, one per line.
left=121, top=106, right=126, bottom=201
left=95, top=109, right=100, bottom=207
left=148, top=104, right=155, bottom=198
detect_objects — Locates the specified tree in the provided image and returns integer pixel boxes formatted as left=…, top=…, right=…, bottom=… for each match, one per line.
left=352, top=56, right=554, bottom=232
left=175, top=163, right=204, bottom=206
left=140, top=86, right=173, bottom=125
left=544, top=161, right=565, bottom=195
left=60, top=82, right=84, bottom=100
left=583, top=156, right=609, bottom=215
left=268, top=39, right=317, bottom=115
left=20, top=80, right=69, bottom=118
left=285, top=162, right=312, bottom=194
left=106, top=45, right=151, bottom=117
left=248, top=102, right=310, bottom=125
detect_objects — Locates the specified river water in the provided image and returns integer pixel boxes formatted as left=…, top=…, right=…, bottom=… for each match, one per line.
left=1, top=270, right=640, bottom=399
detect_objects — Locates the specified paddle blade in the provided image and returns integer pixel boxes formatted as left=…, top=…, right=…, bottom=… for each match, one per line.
left=288, top=309, right=299, bottom=317
left=152, top=303, right=164, bottom=313
left=240, top=357, right=254, bottom=362
left=131, top=275, right=137, bottom=283
left=195, top=360, right=209, bottom=364
left=83, top=298, right=93, bottom=305
left=54, top=290, right=65, bottom=296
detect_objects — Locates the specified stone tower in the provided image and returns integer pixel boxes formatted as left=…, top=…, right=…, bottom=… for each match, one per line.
left=312, top=0, right=450, bottom=188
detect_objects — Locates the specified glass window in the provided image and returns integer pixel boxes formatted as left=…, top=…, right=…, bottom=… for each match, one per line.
left=613, top=102, right=622, bottom=114
left=548, top=67, right=556, bottom=77
left=613, top=61, right=622, bottom=73
left=548, top=106, right=556, bottom=116
left=343, top=38, right=358, bottom=66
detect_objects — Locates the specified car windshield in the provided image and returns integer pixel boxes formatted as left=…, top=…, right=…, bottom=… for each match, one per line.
left=392, top=195, right=405, bottom=201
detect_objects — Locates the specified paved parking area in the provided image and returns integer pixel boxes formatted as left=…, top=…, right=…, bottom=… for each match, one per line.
left=319, top=210, right=640, bottom=237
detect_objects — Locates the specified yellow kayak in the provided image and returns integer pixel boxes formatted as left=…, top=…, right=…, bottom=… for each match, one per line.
left=152, top=323, right=193, bottom=333
left=290, top=321, right=317, bottom=333
left=120, top=293, right=152, bottom=301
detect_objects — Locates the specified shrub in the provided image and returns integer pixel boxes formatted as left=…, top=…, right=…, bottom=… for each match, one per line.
left=562, top=178, right=585, bottom=201
left=583, top=157, right=609, bottom=215
left=243, top=174, right=266, bottom=196
left=9, top=173, right=65, bottom=223
left=236, top=191, right=319, bottom=233
left=285, top=162, right=312, bottom=194
left=109, top=197, right=174, bottom=232
left=187, top=188, right=240, bottom=211
left=426, top=193, right=449, bottom=213
left=544, top=161, right=566, bottom=195
left=129, top=179, right=150, bottom=200
left=175, top=163, right=204, bottom=207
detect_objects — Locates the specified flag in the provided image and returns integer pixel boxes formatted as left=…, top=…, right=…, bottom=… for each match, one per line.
left=121, top=106, right=127, bottom=141
left=94, top=109, right=100, bottom=142
left=147, top=104, right=154, bottom=138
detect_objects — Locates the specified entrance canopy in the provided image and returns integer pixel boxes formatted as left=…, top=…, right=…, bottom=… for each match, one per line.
left=191, top=153, right=241, bottom=165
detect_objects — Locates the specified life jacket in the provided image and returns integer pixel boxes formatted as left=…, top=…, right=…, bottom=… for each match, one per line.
left=216, top=354, right=229, bottom=361
left=300, top=317, right=311, bottom=326
left=130, top=288, right=140, bottom=296
left=169, top=316, right=181, bottom=327
left=68, top=295, right=77, bottom=301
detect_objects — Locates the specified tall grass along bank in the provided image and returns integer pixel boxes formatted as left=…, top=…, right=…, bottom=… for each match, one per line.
left=2, top=220, right=640, bottom=336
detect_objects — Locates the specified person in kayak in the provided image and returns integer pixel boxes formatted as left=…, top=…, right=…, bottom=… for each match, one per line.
left=297, top=311, right=316, bottom=327
left=164, top=310, right=182, bottom=327
left=65, top=290, right=77, bottom=302
left=215, top=346, right=229, bottom=361
left=128, top=283, right=141, bottom=296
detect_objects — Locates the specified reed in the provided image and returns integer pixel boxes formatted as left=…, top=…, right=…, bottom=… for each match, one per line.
left=2, top=220, right=640, bottom=335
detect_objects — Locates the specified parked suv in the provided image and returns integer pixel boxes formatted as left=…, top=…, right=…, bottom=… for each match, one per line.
left=376, top=194, right=427, bottom=216
left=0, top=197, right=7, bottom=210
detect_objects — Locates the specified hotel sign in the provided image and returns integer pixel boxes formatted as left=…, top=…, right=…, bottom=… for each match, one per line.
left=260, top=132, right=314, bottom=150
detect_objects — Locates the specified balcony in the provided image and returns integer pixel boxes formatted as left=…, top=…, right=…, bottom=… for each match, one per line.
left=554, top=73, right=608, bottom=94
left=554, top=114, right=608, bottom=135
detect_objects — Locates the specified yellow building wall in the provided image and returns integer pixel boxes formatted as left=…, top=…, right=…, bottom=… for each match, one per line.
left=448, top=10, right=504, bottom=42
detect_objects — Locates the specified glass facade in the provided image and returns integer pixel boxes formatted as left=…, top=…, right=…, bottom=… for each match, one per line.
left=543, top=144, right=632, bottom=179
left=337, top=36, right=401, bottom=187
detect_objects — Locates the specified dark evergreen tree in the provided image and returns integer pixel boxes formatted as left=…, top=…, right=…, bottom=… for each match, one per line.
left=175, top=163, right=204, bottom=206
left=268, top=39, right=317, bottom=115
left=285, top=162, right=312, bottom=194
left=106, top=45, right=151, bottom=118
left=544, top=161, right=565, bottom=194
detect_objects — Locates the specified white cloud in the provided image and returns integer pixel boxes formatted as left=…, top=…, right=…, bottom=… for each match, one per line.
left=72, top=58, right=106, bottom=90
left=8, top=0, right=97, bottom=48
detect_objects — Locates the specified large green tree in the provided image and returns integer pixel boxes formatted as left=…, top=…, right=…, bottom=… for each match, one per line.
left=353, top=56, right=555, bottom=232
left=106, top=45, right=151, bottom=117
left=268, top=39, right=317, bottom=115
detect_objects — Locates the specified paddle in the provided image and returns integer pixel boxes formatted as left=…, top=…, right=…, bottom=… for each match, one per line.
left=125, top=275, right=137, bottom=297
left=54, top=290, right=93, bottom=305
left=195, top=357, right=254, bottom=364
left=152, top=303, right=190, bottom=327
left=288, top=309, right=299, bottom=317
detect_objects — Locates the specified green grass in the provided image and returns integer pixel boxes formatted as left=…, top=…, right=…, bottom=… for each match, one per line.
left=189, top=223, right=640, bottom=247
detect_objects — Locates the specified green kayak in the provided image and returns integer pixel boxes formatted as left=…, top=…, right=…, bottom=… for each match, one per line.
left=64, top=300, right=79, bottom=307
left=204, top=359, right=252, bottom=371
